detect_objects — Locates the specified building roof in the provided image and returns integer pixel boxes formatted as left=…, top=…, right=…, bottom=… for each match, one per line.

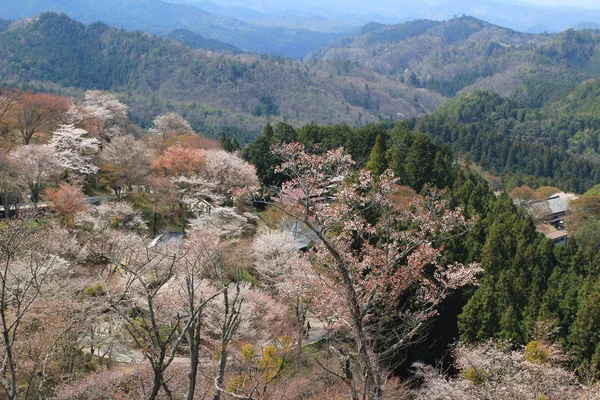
left=280, top=220, right=321, bottom=250
left=524, top=192, right=578, bottom=219
left=272, top=188, right=328, bottom=206
left=149, top=231, right=185, bottom=248
left=546, top=192, right=578, bottom=215
left=536, top=223, right=569, bottom=241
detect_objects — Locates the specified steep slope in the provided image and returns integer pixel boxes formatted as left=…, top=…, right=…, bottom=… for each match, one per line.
left=0, top=13, right=443, bottom=140
left=2, top=0, right=345, bottom=58
left=415, top=89, right=600, bottom=192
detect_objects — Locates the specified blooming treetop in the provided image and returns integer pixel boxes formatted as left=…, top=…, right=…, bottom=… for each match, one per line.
left=270, top=141, right=482, bottom=400
left=50, top=124, right=100, bottom=174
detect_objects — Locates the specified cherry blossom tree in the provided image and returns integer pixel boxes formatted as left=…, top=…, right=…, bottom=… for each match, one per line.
left=202, top=149, right=260, bottom=201
left=209, top=282, right=289, bottom=400
left=99, top=233, right=183, bottom=400
left=252, top=229, right=300, bottom=282
left=100, top=135, right=155, bottom=196
left=68, top=90, right=129, bottom=141
left=412, top=339, right=600, bottom=400
left=77, top=201, right=147, bottom=233
left=190, top=207, right=258, bottom=238
left=99, top=231, right=224, bottom=400
left=149, top=113, right=194, bottom=139
left=50, top=124, right=101, bottom=175
left=170, top=225, right=228, bottom=400
left=268, top=142, right=482, bottom=400
left=8, top=144, right=61, bottom=202
left=0, top=217, right=77, bottom=400
left=252, top=228, right=323, bottom=352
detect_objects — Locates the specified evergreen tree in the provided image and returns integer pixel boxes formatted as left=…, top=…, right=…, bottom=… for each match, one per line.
left=366, top=134, right=387, bottom=175
left=220, top=132, right=234, bottom=152
left=404, top=133, right=434, bottom=191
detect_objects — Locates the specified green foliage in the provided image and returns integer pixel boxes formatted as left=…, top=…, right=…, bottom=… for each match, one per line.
left=524, top=340, right=549, bottom=364
left=83, top=284, right=106, bottom=297
left=366, top=134, right=387, bottom=175
left=416, top=90, right=600, bottom=192
left=462, top=367, right=488, bottom=385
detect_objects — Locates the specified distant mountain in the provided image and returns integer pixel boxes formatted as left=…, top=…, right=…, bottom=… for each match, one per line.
left=3, top=12, right=600, bottom=145
left=309, top=16, right=600, bottom=99
left=164, top=29, right=244, bottom=54
left=197, top=0, right=600, bottom=34
left=0, top=13, right=443, bottom=140
left=1, top=0, right=346, bottom=58
left=570, top=22, right=600, bottom=30
left=166, top=0, right=400, bottom=32
left=0, top=20, right=11, bottom=33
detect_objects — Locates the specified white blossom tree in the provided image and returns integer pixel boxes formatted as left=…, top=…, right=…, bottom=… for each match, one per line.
left=252, top=229, right=300, bottom=282
left=149, top=113, right=194, bottom=139
left=76, top=201, right=147, bottom=233
left=100, top=135, right=155, bottom=196
left=412, top=339, right=599, bottom=400
left=202, top=149, right=260, bottom=200
left=50, top=124, right=100, bottom=175
left=8, top=144, right=61, bottom=202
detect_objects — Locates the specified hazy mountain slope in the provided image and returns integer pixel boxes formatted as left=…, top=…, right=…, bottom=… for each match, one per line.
left=1, top=0, right=345, bottom=58
left=196, top=0, right=600, bottom=34
left=0, top=13, right=443, bottom=140
left=164, top=29, right=244, bottom=54
left=311, top=17, right=600, bottom=101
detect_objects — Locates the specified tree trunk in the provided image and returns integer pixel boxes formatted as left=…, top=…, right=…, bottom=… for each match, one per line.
left=314, top=227, right=382, bottom=399
left=212, top=343, right=228, bottom=400
left=147, top=369, right=163, bottom=400
left=186, top=319, right=201, bottom=400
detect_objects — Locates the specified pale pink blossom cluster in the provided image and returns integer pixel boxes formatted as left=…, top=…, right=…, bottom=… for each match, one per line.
left=148, top=112, right=194, bottom=138
left=413, top=340, right=600, bottom=400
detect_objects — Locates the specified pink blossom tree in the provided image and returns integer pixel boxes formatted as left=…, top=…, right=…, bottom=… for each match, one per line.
left=0, top=217, right=78, bottom=400
left=268, top=142, right=482, bottom=400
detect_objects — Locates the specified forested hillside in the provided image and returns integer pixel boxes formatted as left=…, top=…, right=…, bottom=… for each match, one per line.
left=240, top=120, right=600, bottom=388
left=311, top=16, right=600, bottom=101
left=2, top=0, right=345, bottom=58
left=0, top=13, right=444, bottom=141
left=164, top=29, right=245, bottom=54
